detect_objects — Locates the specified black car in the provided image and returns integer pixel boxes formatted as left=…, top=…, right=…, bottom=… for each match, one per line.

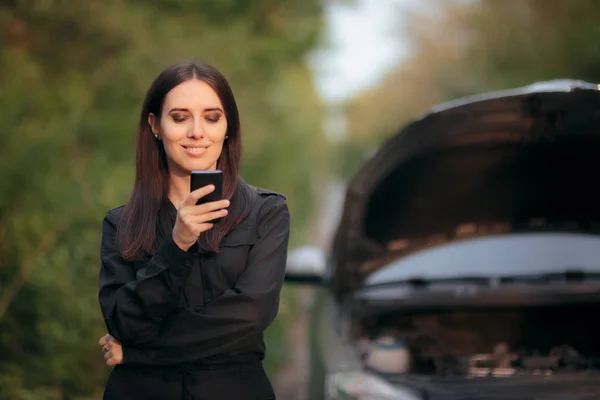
left=285, top=80, right=600, bottom=399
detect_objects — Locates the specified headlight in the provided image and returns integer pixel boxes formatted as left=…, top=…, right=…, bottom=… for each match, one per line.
left=327, top=371, right=422, bottom=400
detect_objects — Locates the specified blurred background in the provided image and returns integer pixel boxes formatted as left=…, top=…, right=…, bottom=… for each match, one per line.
left=2, top=0, right=600, bottom=399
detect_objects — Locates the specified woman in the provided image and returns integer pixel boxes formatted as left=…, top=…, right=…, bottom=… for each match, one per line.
left=97, top=61, right=290, bottom=400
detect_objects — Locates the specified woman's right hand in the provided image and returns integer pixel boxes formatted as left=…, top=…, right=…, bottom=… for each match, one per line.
left=172, top=185, right=230, bottom=251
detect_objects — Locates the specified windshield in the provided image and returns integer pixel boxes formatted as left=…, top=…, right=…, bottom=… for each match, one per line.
left=365, top=232, right=600, bottom=285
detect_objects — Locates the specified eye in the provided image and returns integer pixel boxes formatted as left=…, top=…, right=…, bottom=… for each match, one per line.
left=205, top=113, right=222, bottom=124
left=171, top=113, right=188, bottom=123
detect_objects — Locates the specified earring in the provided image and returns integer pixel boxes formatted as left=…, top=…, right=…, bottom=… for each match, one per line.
left=154, top=133, right=159, bottom=139
left=225, top=135, right=229, bottom=139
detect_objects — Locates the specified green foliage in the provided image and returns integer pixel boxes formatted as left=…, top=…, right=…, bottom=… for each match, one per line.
left=0, top=0, right=328, bottom=398
left=343, top=0, right=600, bottom=169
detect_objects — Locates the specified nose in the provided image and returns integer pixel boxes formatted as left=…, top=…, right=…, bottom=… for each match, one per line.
left=187, top=117, right=204, bottom=139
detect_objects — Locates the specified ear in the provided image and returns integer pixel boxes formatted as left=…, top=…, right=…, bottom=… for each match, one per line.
left=148, top=113, right=159, bottom=137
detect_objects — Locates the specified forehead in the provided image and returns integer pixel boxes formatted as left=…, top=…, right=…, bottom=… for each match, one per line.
left=163, top=79, right=223, bottom=110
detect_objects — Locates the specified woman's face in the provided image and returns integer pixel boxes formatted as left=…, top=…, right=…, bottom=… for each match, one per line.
left=149, top=79, right=227, bottom=174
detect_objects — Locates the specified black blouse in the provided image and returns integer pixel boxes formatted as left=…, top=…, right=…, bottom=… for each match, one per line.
left=98, top=185, right=290, bottom=367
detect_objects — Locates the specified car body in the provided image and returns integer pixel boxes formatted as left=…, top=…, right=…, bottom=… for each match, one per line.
left=285, top=80, right=600, bottom=399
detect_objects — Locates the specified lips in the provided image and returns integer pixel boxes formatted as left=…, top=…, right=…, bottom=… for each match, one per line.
left=182, top=144, right=210, bottom=156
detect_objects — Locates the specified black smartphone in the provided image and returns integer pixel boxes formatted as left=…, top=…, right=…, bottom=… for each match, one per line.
left=190, top=170, right=224, bottom=223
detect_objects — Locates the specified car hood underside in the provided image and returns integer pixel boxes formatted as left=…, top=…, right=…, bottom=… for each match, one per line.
left=330, top=84, right=600, bottom=294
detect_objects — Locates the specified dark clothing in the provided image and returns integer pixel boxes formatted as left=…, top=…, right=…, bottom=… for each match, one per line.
left=98, top=183, right=290, bottom=398
left=103, top=360, right=275, bottom=400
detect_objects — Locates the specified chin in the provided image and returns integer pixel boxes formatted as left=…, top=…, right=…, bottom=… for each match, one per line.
left=186, top=161, right=218, bottom=172
left=167, top=161, right=214, bottom=176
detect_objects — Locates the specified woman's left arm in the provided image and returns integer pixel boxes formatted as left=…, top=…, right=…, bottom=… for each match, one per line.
left=102, top=194, right=291, bottom=366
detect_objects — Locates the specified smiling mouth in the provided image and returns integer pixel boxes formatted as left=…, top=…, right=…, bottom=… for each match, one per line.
left=182, top=145, right=209, bottom=153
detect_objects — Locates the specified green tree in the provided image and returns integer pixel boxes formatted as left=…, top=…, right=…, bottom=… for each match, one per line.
left=0, top=1, right=331, bottom=398
left=341, top=0, right=600, bottom=178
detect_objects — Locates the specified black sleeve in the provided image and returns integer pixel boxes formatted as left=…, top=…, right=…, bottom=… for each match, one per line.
left=98, top=208, right=199, bottom=346
left=121, top=195, right=291, bottom=365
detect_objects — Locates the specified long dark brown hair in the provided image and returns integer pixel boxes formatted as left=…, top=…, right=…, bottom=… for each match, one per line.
left=117, top=61, right=253, bottom=260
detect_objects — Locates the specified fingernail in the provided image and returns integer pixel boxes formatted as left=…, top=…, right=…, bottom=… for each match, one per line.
left=224, top=200, right=230, bottom=206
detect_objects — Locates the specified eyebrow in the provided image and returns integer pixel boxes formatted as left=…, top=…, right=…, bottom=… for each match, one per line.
left=167, top=107, right=224, bottom=113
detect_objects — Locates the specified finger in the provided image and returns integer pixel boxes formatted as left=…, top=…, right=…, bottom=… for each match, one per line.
left=107, top=357, right=121, bottom=367
left=192, top=222, right=214, bottom=234
left=195, top=209, right=228, bottom=224
left=193, top=199, right=230, bottom=214
left=104, top=350, right=113, bottom=361
left=185, top=222, right=214, bottom=236
left=106, top=336, right=120, bottom=345
left=184, top=185, right=215, bottom=206
left=98, top=334, right=111, bottom=346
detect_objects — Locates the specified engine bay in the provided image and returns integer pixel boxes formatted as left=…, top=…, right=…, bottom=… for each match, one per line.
left=356, top=303, right=600, bottom=378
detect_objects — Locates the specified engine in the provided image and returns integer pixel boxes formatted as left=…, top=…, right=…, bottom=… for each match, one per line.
left=357, top=303, right=600, bottom=378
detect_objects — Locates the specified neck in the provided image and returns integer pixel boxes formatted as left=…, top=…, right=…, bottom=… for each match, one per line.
left=167, top=162, right=218, bottom=207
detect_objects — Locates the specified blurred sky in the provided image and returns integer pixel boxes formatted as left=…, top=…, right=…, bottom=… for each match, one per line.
left=312, top=0, right=418, bottom=103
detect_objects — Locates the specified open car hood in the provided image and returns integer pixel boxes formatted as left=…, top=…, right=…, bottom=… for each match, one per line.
left=330, top=80, right=600, bottom=296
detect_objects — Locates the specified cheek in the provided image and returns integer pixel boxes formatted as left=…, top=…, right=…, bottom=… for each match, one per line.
left=208, top=124, right=227, bottom=161
left=162, top=119, right=190, bottom=138
left=207, top=121, right=228, bottom=144
left=210, top=138, right=226, bottom=159
left=160, top=121, right=187, bottom=155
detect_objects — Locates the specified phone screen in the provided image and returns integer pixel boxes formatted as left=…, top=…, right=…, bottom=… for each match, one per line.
left=190, top=170, right=224, bottom=223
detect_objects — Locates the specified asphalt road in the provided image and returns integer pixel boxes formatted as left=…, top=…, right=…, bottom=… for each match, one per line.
left=272, top=180, right=346, bottom=400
